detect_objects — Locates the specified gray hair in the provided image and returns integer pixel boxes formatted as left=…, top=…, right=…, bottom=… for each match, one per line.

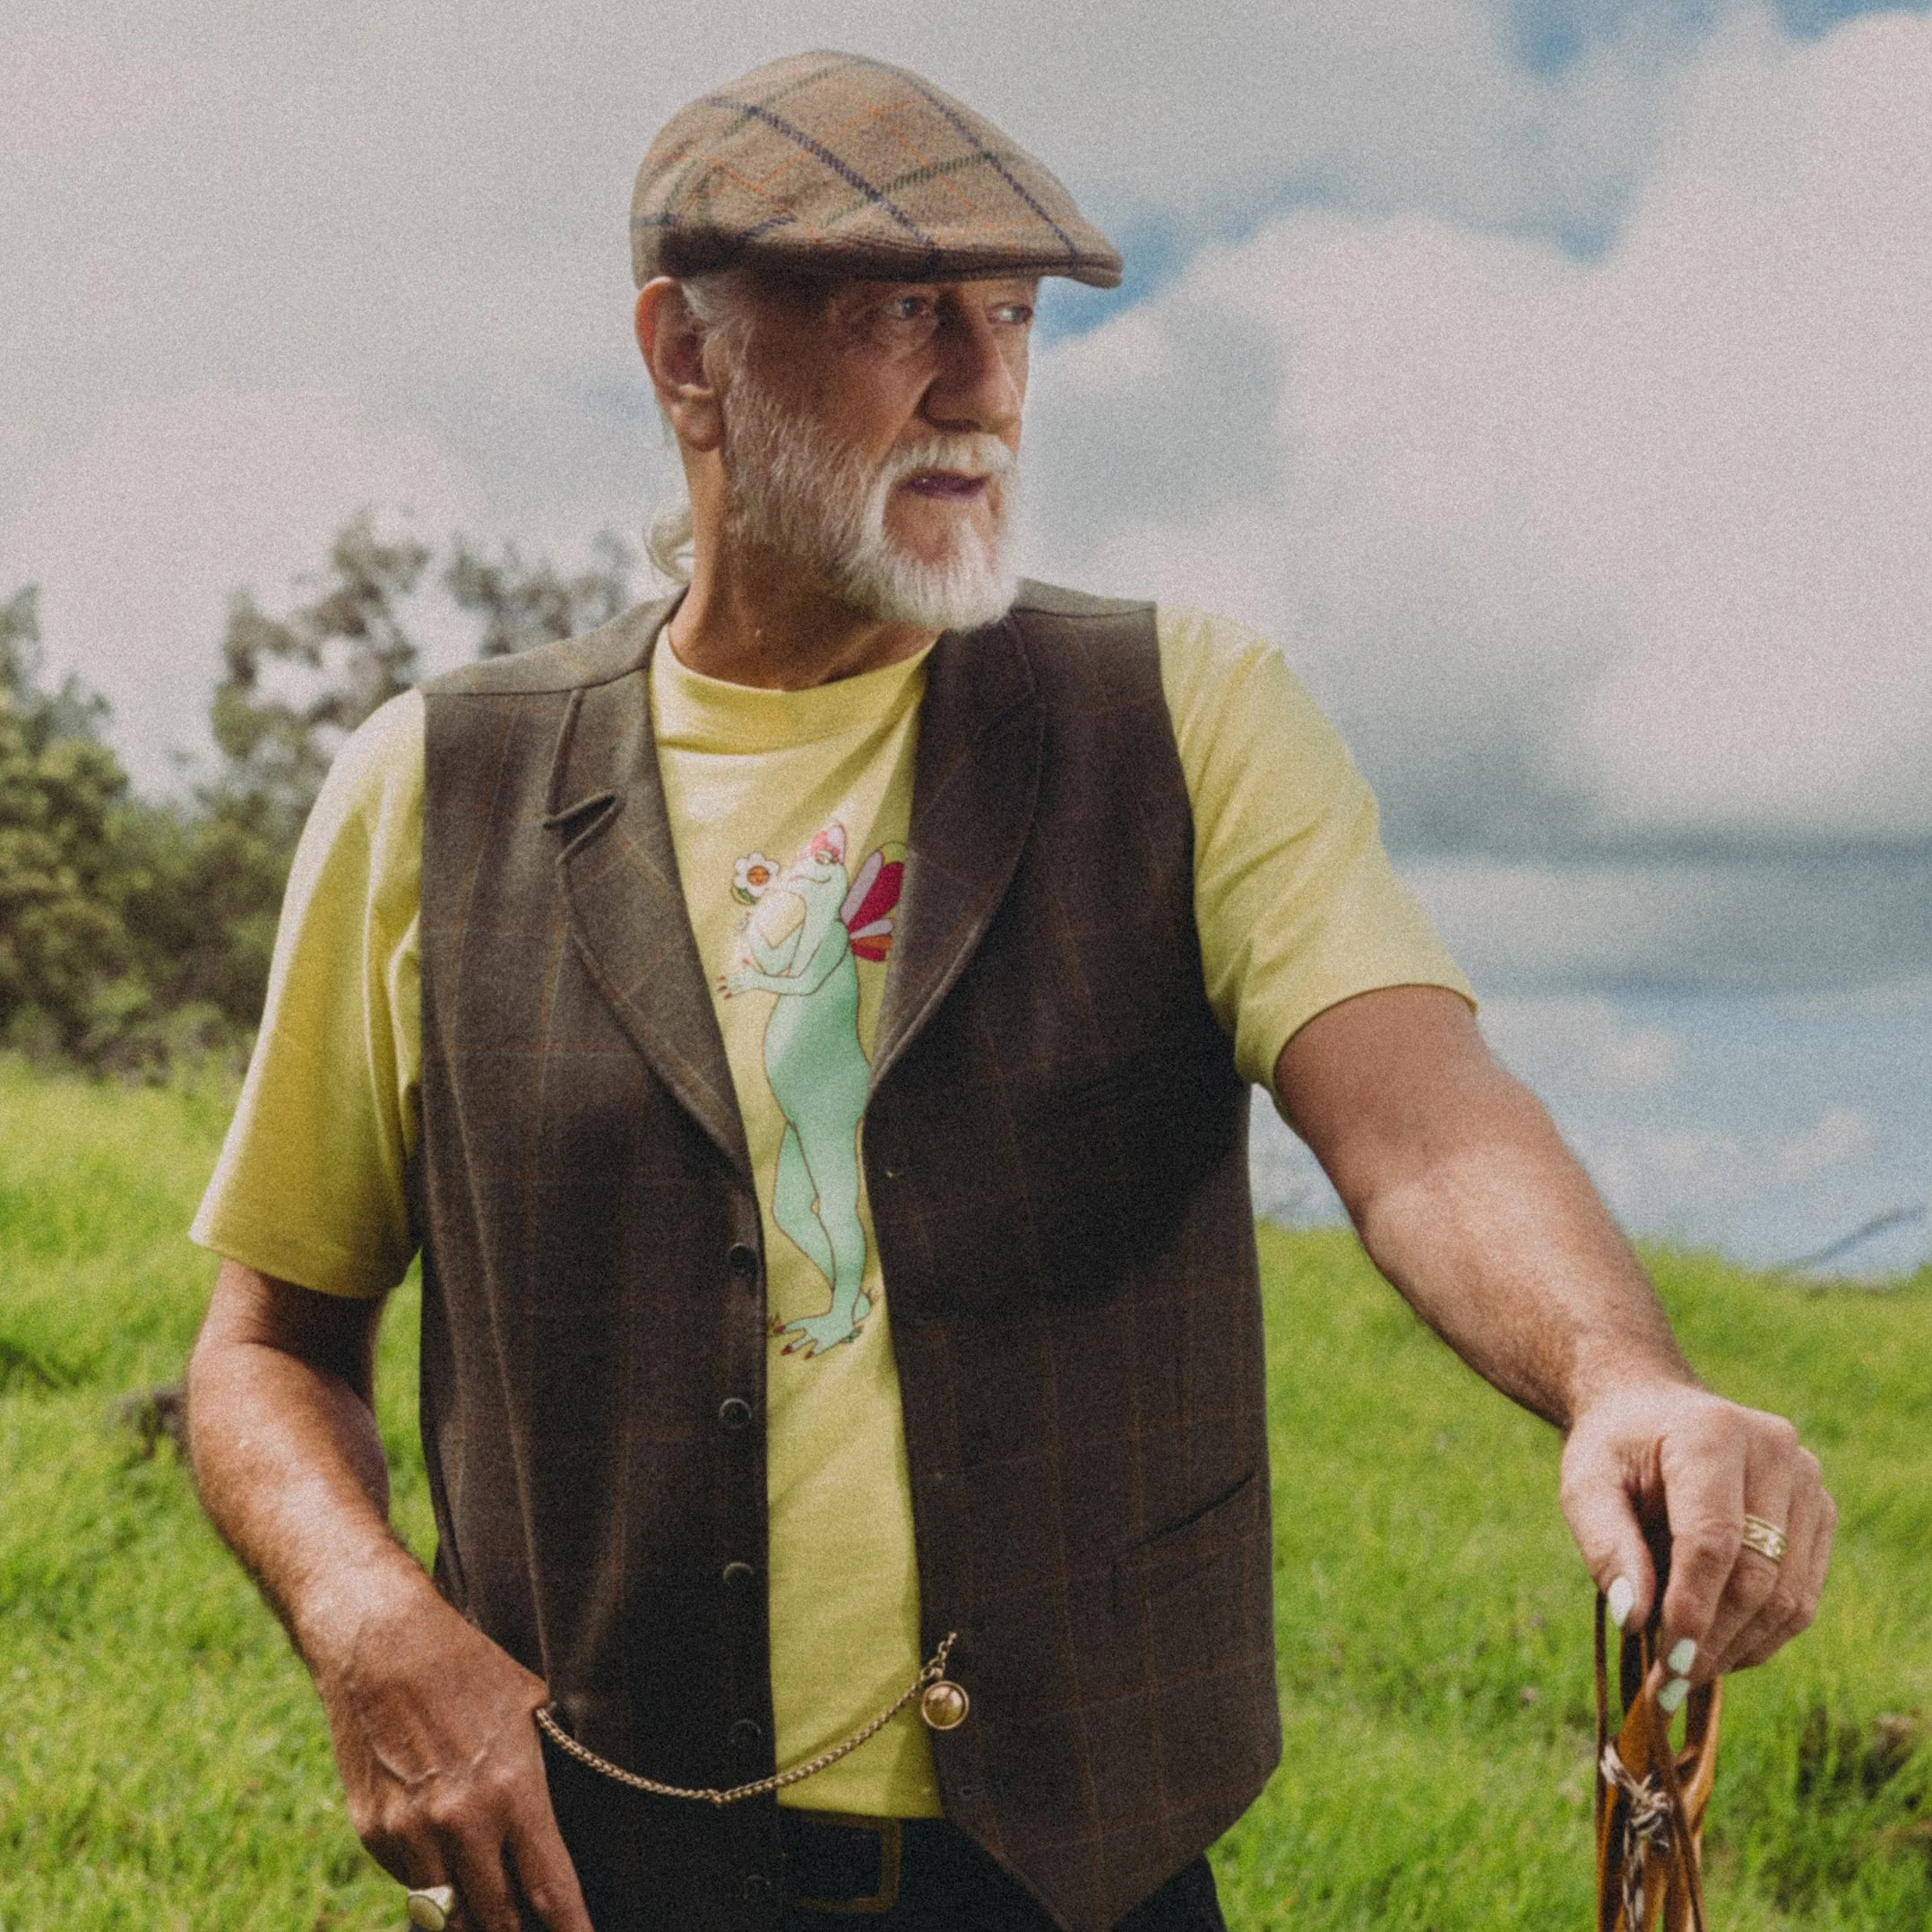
left=644, top=270, right=763, bottom=585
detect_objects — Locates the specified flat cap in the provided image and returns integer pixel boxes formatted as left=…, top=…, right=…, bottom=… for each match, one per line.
left=631, top=51, right=1123, bottom=290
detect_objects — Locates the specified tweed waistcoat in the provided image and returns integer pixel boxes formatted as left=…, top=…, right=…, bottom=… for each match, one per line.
left=416, top=583, right=1279, bottom=1932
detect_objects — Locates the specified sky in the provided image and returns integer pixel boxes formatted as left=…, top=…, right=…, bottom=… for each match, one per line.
left=4, top=0, right=1928, bottom=1275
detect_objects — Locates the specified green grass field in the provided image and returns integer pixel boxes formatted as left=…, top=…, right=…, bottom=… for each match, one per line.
left=2, top=1057, right=1928, bottom=1929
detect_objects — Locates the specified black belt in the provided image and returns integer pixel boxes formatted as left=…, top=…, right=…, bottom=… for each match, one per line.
left=776, top=1809, right=1227, bottom=1928
left=780, top=1811, right=1048, bottom=1918
left=779, top=1809, right=914, bottom=1914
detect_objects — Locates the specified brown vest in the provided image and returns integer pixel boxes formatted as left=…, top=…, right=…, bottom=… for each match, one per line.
left=417, top=583, right=1279, bottom=1932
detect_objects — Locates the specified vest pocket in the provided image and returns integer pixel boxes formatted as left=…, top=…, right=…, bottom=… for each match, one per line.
left=1111, top=1470, right=1272, bottom=1703
left=1115, top=1468, right=1262, bottom=1584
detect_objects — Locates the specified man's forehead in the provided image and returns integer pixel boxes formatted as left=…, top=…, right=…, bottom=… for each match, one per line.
left=733, top=269, right=1039, bottom=323
left=825, top=274, right=1041, bottom=308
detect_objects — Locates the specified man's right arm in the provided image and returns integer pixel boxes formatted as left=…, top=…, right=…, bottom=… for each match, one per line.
left=188, top=1260, right=594, bottom=1932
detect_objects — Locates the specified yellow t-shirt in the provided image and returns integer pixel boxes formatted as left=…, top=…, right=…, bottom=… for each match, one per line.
left=655, top=641, right=936, bottom=1814
left=192, top=603, right=1472, bottom=1816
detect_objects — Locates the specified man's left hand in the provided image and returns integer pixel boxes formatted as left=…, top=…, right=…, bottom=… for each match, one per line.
left=1559, top=1379, right=1834, bottom=1693
left=1279, top=988, right=1835, bottom=1699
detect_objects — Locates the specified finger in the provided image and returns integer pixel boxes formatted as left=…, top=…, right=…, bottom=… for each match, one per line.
left=437, top=1814, right=523, bottom=1932
left=1678, top=1427, right=1799, bottom=1680
left=1558, top=1431, right=1660, bottom=1634
left=1698, top=1489, right=1808, bottom=1679
left=1722, top=1508, right=1817, bottom=1673
left=349, top=1789, right=435, bottom=1892
left=506, top=1803, right=596, bottom=1932
left=386, top=1848, right=460, bottom=1931
left=1727, top=1466, right=1835, bottom=1673
left=1652, top=1419, right=1752, bottom=1677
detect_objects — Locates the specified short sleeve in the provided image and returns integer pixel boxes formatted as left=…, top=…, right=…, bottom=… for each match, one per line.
left=190, top=691, right=427, bottom=1298
left=1158, top=606, right=1475, bottom=1096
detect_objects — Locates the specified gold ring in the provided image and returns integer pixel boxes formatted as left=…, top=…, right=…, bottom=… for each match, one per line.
left=407, top=1885, right=458, bottom=1931
left=1739, top=1514, right=1789, bottom=1565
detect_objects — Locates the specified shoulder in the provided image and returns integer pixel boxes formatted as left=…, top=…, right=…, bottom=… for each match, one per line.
left=996, top=587, right=1336, bottom=762
left=1154, top=603, right=1339, bottom=747
left=307, top=688, right=426, bottom=845
left=1006, top=585, right=1287, bottom=696
left=1154, top=602, right=1293, bottom=694
left=1008, top=579, right=1152, bottom=625
left=273, top=690, right=423, bottom=999
left=1004, top=590, right=1337, bottom=754
left=420, top=596, right=677, bottom=700
left=996, top=580, right=1162, bottom=712
left=1148, top=604, right=1367, bottom=841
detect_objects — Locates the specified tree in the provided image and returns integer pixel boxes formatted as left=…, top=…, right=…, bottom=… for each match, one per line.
left=208, top=513, right=432, bottom=850
left=445, top=531, right=634, bottom=660
left=109, top=514, right=436, bottom=1044
left=3, top=518, right=641, bottom=1074
left=0, top=588, right=139, bottom=1058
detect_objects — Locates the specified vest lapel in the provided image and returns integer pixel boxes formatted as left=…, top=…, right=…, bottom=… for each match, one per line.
left=872, top=613, right=1045, bottom=1092
left=548, top=625, right=752, bottom=1183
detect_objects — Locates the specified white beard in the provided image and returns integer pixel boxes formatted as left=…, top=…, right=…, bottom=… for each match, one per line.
left=720, top=370, right=1020, bottom=632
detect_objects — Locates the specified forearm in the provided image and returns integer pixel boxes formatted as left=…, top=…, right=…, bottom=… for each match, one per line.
left=1369, top=1107, right=1832, bottom=1685
left=1276, top=986, right=1693, bottom=1429
left=186, top=1260, right=593, bottom=1928
left=1344, top=1067, right=1695, bottom=1428
left=1277, top=985, right=1828, bottom=1686
left=186, top=1263, right=434, bottom=1678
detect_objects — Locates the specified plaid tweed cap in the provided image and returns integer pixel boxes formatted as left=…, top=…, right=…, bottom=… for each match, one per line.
left=631, top=51, right=1123, bottom=290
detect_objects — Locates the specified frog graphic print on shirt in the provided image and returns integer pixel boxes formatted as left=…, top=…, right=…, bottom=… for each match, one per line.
left=651, top=635, right=943, bottom=1819
left=719, top=826, right=904, bottom=1358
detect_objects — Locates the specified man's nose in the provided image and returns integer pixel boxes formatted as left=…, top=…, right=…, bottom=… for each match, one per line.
left=922, top=307, right=1024, bottom=438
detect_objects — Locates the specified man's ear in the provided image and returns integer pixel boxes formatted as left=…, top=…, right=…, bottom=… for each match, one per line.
left=635, top=279, right=724, bottom=453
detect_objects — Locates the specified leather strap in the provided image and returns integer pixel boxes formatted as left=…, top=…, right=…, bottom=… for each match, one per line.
left=1594, top=1593, right=1721, bottom=1931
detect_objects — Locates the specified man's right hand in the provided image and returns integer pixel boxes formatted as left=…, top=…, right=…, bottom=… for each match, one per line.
left=318, top=1583, right=593, bottom=1932
left=186, top=1261, right=592, bottom=1932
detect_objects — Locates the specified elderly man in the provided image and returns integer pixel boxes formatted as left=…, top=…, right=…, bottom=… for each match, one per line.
left=186, top=50, right=1830, bottom=1932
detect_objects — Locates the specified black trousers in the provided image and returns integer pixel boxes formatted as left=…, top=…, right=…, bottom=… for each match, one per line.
left=540, top=1730, right=1227, bottom=1930
left=776, top=1813, right=1227, bottom=1932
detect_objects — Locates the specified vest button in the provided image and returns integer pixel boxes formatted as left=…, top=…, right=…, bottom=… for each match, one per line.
left=721, top=1560, right=755, bottom=1586
left=742, top=1873, right=774, bottom=1905
left=718, top=1396, right=754, bottom=1431
left=727, top=1243, right=758, bottom=1278
left=729, top=1717, right=763, bottom=1751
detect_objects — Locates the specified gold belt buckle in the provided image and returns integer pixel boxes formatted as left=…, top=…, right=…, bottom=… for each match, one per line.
left=785, top=1812, right=903, bottom=1915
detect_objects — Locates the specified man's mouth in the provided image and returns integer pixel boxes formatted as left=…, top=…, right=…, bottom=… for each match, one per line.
left=898, top=470, right=989, bottom=501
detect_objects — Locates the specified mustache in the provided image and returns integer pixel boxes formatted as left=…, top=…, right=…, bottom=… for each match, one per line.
left=876, top=434, right=1017, bottom=487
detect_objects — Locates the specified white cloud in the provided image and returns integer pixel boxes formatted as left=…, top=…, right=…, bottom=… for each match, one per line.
left=1031, top=13, right=1932, bottom=842
left=927, top=0, right=1711, bottom=243
left=1559, top=1121, right=1762, bottom=1239
left=1401, top=853, right=1932, bottom=995
left=0, top=0, right=1708, bottom=416
left=0, top=1, right=1750, bottom=781
left=1647, top=1128, right=1751, bottom=1193
left=7, top=3, right=1929, bottom=995
left=1019, top=13, right=1932, bottom=991
left=1589, top=1026, right=1684, bottom=1092
left=1776, top=976, right=1932, bottom=1022
left=1774, top=1104, right=1876, bottom=1181
left=1481, top=996, right=1685, bottom=1092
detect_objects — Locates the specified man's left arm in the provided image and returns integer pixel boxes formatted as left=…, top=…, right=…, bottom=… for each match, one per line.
left=1274, top=983, right=1833, bottom=1697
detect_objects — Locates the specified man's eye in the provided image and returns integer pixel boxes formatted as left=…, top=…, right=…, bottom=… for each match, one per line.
left=886, top=296, right=936, bottom=323
left=990, top=302, right=1035, bottom=328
